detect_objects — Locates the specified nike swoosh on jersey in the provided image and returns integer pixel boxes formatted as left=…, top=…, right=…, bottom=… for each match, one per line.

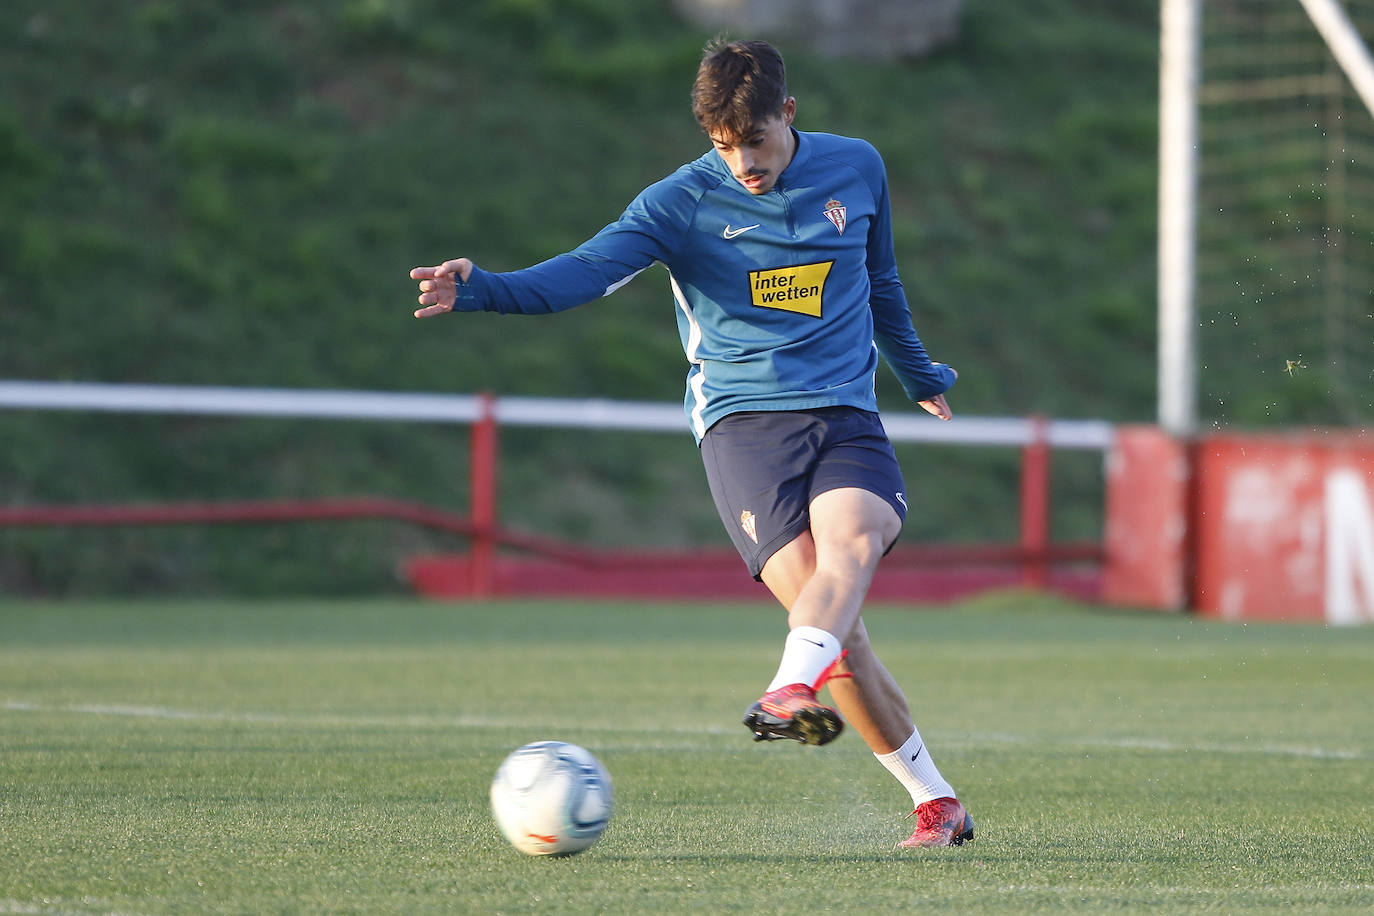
left=722, top=224, right=760, bottom=239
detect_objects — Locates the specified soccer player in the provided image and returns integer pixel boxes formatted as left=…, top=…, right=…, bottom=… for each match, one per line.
left=410, top=39, right=973, bottom=848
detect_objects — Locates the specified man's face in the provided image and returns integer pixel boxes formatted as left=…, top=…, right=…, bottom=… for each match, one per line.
left=709, top=98, right=797, bottom=195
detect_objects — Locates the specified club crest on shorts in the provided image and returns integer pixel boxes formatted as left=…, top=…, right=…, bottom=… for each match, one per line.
left=739, top=509, right=759, bottom=544
left=822, top=198, right=847, bottom=235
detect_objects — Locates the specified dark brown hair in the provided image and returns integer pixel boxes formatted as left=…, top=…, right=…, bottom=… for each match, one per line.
left=691, top=39, right=788, bottom=140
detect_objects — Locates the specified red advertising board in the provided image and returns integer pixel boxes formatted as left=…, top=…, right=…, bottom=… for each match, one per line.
left=1193, top=432, right=1374, bottom=623
left=1105, top=427, right=1374, bottom=623
left=1102, top=425, right=1191, bottom=611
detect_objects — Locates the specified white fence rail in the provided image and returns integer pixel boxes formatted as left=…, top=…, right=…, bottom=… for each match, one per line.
left=0, top=380, right=1115, bottom=450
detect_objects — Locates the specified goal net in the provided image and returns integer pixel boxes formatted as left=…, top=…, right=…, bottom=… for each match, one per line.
left=1196, top=0, right=1374, bottom=427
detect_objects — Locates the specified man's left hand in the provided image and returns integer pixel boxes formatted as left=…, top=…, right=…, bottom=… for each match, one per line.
left=918, top=394, right=952, bottom=421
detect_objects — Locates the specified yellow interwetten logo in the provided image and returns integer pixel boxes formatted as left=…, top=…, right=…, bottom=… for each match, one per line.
left=749, top=261, right=833, bottom=318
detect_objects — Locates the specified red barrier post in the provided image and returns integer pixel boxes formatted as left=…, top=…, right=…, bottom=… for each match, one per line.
left=1101, top=425, right=1190, bottom=610
left=1020, top=414, right=1050, bottom=588
left=469, top=392, right=498, bottom=597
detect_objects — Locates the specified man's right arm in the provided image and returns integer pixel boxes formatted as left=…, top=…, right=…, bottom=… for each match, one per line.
left=411, top=179, right=692, bottom=319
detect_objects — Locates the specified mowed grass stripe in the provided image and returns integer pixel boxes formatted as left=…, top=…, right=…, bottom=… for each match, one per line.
left=3, top=699, right=1368, bottom=761
left=2, top=596, right=1372, bottom=914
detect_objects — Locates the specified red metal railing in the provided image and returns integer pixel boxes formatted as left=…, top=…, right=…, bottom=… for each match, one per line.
left=0, top=408, right=1099, bottom=599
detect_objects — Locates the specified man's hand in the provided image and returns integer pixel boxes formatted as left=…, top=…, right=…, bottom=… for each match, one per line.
left=410, top=258, right=474, bottom=318
left=917, top=363, right=957, bottom=421
left=917, top=394, right=952, bottom=421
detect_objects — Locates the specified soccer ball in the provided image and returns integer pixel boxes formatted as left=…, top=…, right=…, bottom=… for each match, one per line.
left=490, top=741, right=613, bottom=856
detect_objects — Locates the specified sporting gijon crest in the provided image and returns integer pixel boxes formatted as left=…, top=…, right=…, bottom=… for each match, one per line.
left=823, top=198, right=847, bottom=234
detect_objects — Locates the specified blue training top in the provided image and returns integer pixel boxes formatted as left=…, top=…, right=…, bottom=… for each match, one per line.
left=451, top=128, right=956, bottom=441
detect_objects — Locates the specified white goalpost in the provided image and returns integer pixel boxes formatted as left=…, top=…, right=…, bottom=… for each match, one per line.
left=1159, top=0, right=1374, bottom=434
left=1158, top=0, right=1201, bottom=435
left=1299, top=0, right=1374, bottom=114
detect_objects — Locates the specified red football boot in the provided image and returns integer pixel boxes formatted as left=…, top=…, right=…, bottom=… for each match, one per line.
left=742, top=682, right=843, bottom=746
left=898, top=797, right=974, bottom=848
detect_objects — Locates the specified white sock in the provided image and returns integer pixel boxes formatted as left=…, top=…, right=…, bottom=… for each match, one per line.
left=765, top=626, right=841, bottom=691
left=874, top=725, right=955, bottom=808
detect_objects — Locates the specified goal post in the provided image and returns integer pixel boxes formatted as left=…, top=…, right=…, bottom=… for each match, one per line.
left=1127, top=1, right=1374, bottom=622
left=1161, top=0, right=1374, bottom=433
left=1158, top=0, right=1202, bottom=435
left=1299, top=0, right=1374, bottom=115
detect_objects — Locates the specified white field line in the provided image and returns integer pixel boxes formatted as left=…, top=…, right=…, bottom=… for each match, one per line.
left=3, top=699, right=1367, bottom=760
left=0, top=699, right=651, bottom=733
left=0, top=899, right=148, bottom=916
left=960, top=729, right=1365, bottom=761
left=984, top=883, right=1374, bottom=899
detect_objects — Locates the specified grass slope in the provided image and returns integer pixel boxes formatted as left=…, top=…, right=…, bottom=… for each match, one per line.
left=1, top=2, right=1160, bottom=593
left=2, top=594, right=1371, bottom=913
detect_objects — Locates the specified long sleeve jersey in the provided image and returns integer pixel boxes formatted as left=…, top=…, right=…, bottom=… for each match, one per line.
left=451, top=128, right=956, bottom=441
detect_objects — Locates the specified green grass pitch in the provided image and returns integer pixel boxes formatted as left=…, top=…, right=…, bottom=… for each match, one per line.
left=2, top=593, right=1372, bottom=914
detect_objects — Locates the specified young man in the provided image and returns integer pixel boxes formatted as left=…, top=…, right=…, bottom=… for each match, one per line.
left=411, top=39, right=973, bottom=848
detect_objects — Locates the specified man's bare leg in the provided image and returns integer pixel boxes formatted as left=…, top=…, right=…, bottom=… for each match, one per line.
left=758, top=487, right=910, bottom=752
left=755, top=489, right=972, bottom=846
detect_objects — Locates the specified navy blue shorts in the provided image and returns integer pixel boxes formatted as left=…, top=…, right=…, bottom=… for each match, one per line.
left=700, top=406, right=908, bottom=580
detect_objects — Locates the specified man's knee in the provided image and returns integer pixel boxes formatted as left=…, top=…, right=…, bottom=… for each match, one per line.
left=814, top=528, right=889, bottom=577
left=810, top=488, right=902, bottom=559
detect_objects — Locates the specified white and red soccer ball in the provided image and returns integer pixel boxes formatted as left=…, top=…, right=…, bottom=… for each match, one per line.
left=490, top=741, right=613, bottom=856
